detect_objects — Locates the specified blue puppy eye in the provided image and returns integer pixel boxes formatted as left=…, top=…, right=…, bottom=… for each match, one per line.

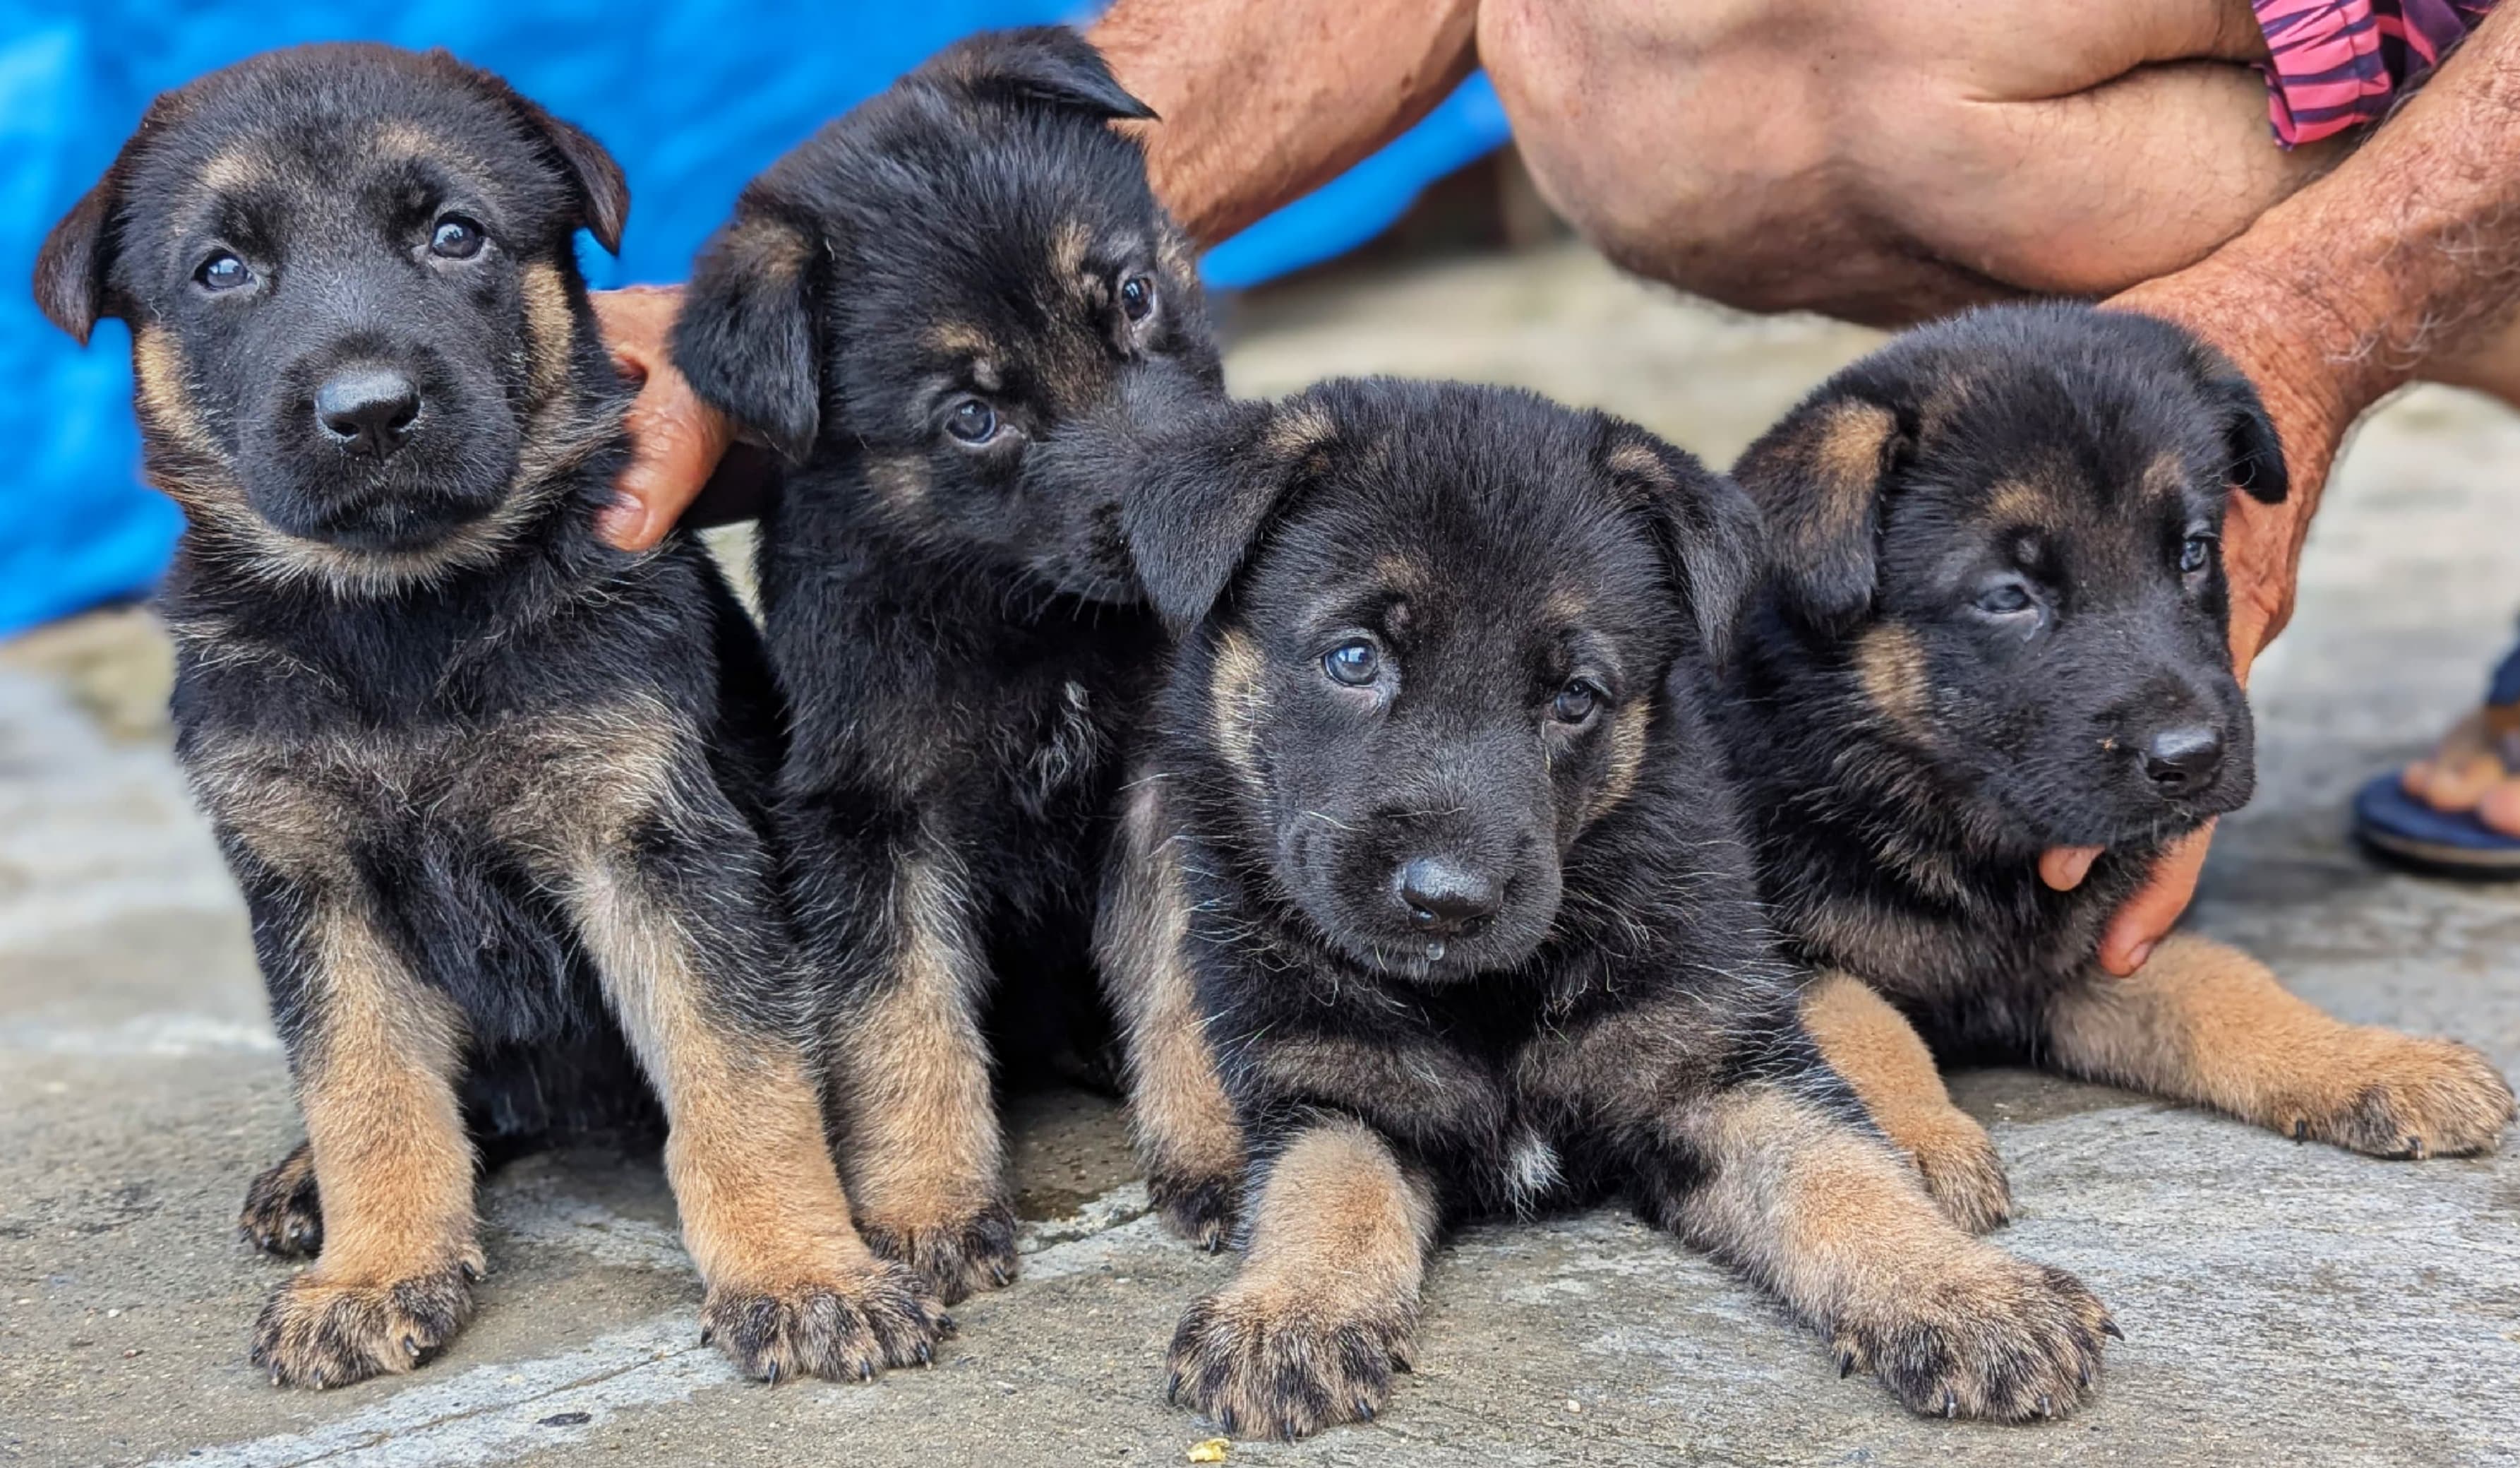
left=2178, top=532, right=2216, bottom=575
left=1324, top=639, right=1381, bottom=686
left=196, top=252, right=251, bottom=292
left=1552, top=680, right=1600, bottom=724
left=1973, top=581, right=2035, bottom=616
left=429, top=215, right=484, bottom=259
left=945, top=398, right=999, bottom=444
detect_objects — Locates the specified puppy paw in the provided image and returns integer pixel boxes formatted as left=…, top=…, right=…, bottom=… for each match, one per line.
left=859, top=1203, right=1019, bottom=1306
left=1835, top=1253, right=2113, bottom=1421
left=249, top=1255, right=479, bottom=1388
left=1166, top=1284, right=1412, bottom=1440
left=239, top=1143, right=324, bottom=1258
left=1897, top=1115, right=2012, bottom=1235
left=702, top=1257, right=953, bottom=1383
left=1148, top=1169, right=1241, bottom=1253
left=2279, top=1037, right=2516, bottom=1159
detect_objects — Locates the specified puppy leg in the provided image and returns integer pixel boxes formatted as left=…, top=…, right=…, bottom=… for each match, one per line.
left=1168, top=1118, right=1436, bottom=1440
left=1658, top=1085, right=2112, bottom=1421
left=2045, top=934, right=2516, bottom=1157
left=1801, top=972, right=2010, bottom=1232
left=1096, top=775, right=1245, bottom=1249
left=249, top=899, right=483, bottom=1389
left=571, top=838, right=948, bottom=1382
left=831, top=845, right=1016, bottom=1305
left=240, top=1140, right=323, bottom=1258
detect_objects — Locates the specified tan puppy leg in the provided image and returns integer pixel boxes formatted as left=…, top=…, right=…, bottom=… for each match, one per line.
left=1801, top=972, right=2011, bottom=1231
left=1167, top=1118, right=1436, bottom=1440
left=1097, top=775, right=1245, bottom=1248
left=832, top=847, right=1016, bottom=1305
left=251, top=907, right=481, bottom=1388
left=1673, top=1085, right=2113, bottom=1421
left=2046, top=933, right=2516, bottom=1157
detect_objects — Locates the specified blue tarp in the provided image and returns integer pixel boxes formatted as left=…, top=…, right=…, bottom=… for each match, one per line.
left=0, top=1, right=1509, bottom=635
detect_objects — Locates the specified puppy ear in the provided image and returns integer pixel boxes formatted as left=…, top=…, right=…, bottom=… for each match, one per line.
left=445, top=54, right=630, bottom=254
left=34, top=174, right=119, bottom=346
left=1597, top=420, right=1764, bottom=671
left=943, top=26, right=1157, bottom=121
left=1122, top=398, right=1314, bottom=630
left=1729, top=389, right=1910, bottom=631
left=671, top=204, right=825, bottom=464
left=2198, top=354, right=2288, bottom=505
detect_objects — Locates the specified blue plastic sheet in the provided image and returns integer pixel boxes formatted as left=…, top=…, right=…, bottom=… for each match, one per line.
left=0, top=1, right=1506, bottom=633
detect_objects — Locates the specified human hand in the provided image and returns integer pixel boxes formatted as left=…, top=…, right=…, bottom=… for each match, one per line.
left=589, top=286, right=743, bottom=551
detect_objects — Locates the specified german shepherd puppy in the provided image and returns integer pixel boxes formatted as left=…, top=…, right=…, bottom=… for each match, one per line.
left=1722, top=304, right=2515, bottom=1231
left=34, top=44, right=945, bottom=1388
left=670, top=28, right=1224, bottom=1303
left=1113, top=377, right=2116, bottom=1440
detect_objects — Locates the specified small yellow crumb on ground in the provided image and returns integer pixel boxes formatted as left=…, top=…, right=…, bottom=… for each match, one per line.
left=1186, top=1439, right=1230, bottom=1463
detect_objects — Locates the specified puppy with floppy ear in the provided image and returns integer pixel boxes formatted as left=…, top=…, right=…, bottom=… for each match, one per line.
left=1722, top=304, right=2511, bottom=1236
left=671, top=26, right=1230, bottom=1301
left=37, top=42, right=946, bottom=1388
left=1109, top=376, right=2116, bottom=1440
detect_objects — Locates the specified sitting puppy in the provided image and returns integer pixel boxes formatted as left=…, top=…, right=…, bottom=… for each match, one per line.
left=1115, top=377, right=2116, bottom=1439
left=670, top=28, right=1225, bottom=1301
left=1722, top=304, right=2516, bottom=1232
left=35, top=43, right=944, bottom=1387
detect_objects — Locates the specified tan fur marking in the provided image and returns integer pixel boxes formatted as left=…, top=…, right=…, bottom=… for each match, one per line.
left=518, top=261, right=574, bottom=405
left=2046, top=935, right=2515, bottom=1157
left=1854, top=623, right=1931, bottom=732
left=926, top=322, right=993, bottom=358
left=296, top=905, right=481, bottom=1285
left=132, top=328, right=219, bottom=460
left=1585, top=700, right=1652, bottom=823
left=868, top=455, right=932, bottom=513
left=1100, top=778, right=1244, bottom=1186
left=198, top=145, right=274, bottom=196
left=1808, top=400, right=1898, bottom=515
left=1242, top=1121, right=1436, bottom=1294
left=2141, top=450, right=2190, bottom=501
left=1602, top=440, right=1672, bottom=488
left=1983, top=479, right=2055, bottom=528
left=834, top=849, right=1002, bottom=1231
left=1801, top=972, right=2009, bottom=1232
left=1208, top=628, right=1266, bottom=782
left=1260, top=401, right=1337, bottom=465
left=1050, top=217, right=1093, bottom=288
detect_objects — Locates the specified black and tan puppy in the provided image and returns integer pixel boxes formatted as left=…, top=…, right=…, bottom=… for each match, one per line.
left=670, top=28, right=1225, bottom=1302
left=1723, top=304, right=2516, bottom=1231
left=34, top=43, right=944, bottom=1387
left=1114, top=377, right=2116, bottom=1440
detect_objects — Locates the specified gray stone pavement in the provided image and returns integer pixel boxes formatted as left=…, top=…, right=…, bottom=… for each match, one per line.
left=4, top=245, right=2516, bottom=1467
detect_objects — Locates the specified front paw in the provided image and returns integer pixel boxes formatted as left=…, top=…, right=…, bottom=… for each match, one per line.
left=859, top=1203, right=1018, bottom=1305
left=250, top=1257, right=479, bottom=1388
left=1895, top=1113, right=2012, bottom=1235
left=240, top=1144, right=323, bottom=1258
left=702, top=1256, right=952, bottom=1383
left=1835, top=1253, right=2113, bottom=1421
left=2283, top=1037, right=2516, bottom=1159
left=1167, top=1284, right=1413, bottom=1441
left=1149, top=1169, right=1241, bottom=1253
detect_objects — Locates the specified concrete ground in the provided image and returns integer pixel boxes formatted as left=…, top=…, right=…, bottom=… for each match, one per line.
left=4, top=244, right=2517, bottom=1467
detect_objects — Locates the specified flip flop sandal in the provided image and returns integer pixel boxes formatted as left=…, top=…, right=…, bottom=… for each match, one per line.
left=2353, top=642, right=2520, bottom=877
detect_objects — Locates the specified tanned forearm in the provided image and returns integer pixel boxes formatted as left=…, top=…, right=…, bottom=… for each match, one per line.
left=1091, top=0, right=1480, bottom=244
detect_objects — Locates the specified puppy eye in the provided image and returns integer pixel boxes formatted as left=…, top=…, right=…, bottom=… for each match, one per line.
left=1324, top=639, right=1381, bottom=686
left=1972, top=580, right=2037, bottom=617
left=1119, top=274, right=1156, bottom=323
left=2178, top=532, right=2216, bottom=576
left=196, top=252, right=252, bottom=292
left=1552, top=680, right=1601, bottom=724
left=428, top=215, right=485, bottom=259
left=944, top=397, right=1000, bottom=445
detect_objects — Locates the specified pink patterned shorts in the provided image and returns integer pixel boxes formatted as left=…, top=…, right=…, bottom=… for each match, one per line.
left=2252, top=0, right=2496, bottom=145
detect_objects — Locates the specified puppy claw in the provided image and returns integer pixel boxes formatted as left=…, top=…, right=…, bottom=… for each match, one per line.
left=251, top=1262, right=475, bottom=1389
left=1836, top=1255, right=2112, bottom=1422
left=860, top=1203, right=1019, bottom=1306
left=2101, top=1318, right=2124, bottom=1342
left=2274, top=1039, right=2515, bottom=1159
left=700, top=1256, right=950, bottom=1384
left=1167, top=1285, right=1414, bottom=1440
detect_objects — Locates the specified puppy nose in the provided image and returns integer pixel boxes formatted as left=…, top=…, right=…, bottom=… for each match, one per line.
left=315, top=369, right=421, bottom=460
left=1397, top=857, right=1501, bottom=936
left=2141, top=724, right=2224, bottom=796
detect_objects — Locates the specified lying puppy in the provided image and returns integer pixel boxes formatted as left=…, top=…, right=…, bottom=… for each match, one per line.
left=671, top=28, right=1225, bottom=1302
left=1115, top=377, right=2116, bottom=1439
left=1723, top=304, right=2516, bottom=1231
left=35, top=43, right=944, bottom=1386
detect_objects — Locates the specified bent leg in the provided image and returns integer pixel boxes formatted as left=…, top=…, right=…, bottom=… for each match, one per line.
left=2044, top=934, right=2516, bottom=1157
left=1801, top=972, right=2010, bottom=1232
left=1167, top=1118, right=1436, bottom=1440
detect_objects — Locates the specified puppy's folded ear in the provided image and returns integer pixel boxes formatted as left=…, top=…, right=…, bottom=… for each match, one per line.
left=32, top=91, right=182, bottom=345
left=448, top=55, right=630, bottom=254
left=1729, top=388, right=1911, bottom=631
left=672, top=203, right=826, bottom=464
left=940, top=25, right=1157, bottom=121
left=1121, top=397, right=1317, bottom=630
left=1597, top=419, right=1763, bottom=670
left=2196, top=350, right=2289, bottom=505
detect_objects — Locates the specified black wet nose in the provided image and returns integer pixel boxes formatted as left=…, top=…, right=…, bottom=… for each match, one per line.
left=2142, top=724, right=2225, bottom=797
left=1397, top=857, right=1502, bottom=936
left=315, top=369, right=421, bottom=460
